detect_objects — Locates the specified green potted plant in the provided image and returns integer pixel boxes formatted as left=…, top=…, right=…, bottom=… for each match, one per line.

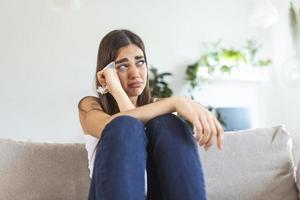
left=185, top=39, right=272, bottom=99
left=149, top=66, right=173, bottom=98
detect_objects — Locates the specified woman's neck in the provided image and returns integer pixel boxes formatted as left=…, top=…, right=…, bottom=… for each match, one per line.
left=130, top=96, right=138, bottom=107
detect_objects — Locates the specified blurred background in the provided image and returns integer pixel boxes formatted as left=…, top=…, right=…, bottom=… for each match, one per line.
left=0, top=0, right=299, bottom=160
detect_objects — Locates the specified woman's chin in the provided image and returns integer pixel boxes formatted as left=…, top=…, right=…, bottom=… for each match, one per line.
left=126, top=87, right=144, bottom=96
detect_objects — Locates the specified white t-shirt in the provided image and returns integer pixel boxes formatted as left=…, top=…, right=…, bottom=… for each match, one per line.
left=83, top=134, right=148, bottom=194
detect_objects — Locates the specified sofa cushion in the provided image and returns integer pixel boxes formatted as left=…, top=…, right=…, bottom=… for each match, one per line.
left=199, top=125, right=298, bottom=200
left=0, top=139, right=90, bottom=200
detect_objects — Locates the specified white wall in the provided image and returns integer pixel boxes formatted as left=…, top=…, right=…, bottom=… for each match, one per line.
left=0, top=0, right=299, bottom=160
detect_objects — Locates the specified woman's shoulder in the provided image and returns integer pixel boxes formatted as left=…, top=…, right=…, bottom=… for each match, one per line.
left=79, top=95, right=99, bottom=102
left=78, top=95, right=102, bottom=112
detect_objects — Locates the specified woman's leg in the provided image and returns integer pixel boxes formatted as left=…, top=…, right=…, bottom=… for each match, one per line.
left=145, top=113, right=207, bottom=200
left=88, top=115, right=148, bottom=200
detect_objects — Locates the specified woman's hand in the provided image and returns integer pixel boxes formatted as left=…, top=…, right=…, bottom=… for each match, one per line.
left=174, top=96, right=224, bottom=151
left=97, top=65, right=124, bottom=96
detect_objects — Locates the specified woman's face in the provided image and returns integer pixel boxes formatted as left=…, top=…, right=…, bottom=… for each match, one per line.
left=114, top=44, right=147, bottom=97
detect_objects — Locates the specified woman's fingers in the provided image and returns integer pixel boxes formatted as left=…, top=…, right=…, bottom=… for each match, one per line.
left=193, top=118, right=203, bottom=144
left=198, top=113, right=211, bottom=146
left=97, top=70, right=106, bottom=87
left=204, top=114, right=218, bottom=150
left=204, top=135, right=215, bottom=151
left=195, top=109, right=223, bottom=151
left=212, top=116, right=224, bottom=150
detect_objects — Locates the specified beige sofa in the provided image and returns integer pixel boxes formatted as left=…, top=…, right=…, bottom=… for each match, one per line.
left=0, top=125, right=299, bottom=200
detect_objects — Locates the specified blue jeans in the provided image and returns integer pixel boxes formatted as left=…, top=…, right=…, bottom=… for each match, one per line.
left=88, top=113, right=207, bottom=200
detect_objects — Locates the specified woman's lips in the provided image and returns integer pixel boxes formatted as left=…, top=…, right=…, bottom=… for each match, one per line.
left=128, top=82, right=143, bottom=88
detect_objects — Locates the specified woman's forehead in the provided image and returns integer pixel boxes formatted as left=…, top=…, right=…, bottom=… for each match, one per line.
left=115, top=44, right=144, bottom=60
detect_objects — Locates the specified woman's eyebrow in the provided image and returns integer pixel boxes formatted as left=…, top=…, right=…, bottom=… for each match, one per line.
left=135, top=55, right=144, bottom=60
left=115, top=58, right=128, bottom=64
left=115, top=55, right=144, bottom=64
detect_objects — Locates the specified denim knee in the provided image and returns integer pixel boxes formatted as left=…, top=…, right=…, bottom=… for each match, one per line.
left=101, top=115, right=145, bottom=140
left=145, top=113, right=184, bottom=130
left=145, top=113, right=195, bottom=144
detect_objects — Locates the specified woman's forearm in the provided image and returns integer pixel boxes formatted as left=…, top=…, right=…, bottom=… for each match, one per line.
left=104, top=96, right=179, bottom=127
left=112, top=90, right=135, bottom=111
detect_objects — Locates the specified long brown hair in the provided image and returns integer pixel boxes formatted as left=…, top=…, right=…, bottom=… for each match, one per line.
left=81, top=29, right=155, bottom=159
left=95, top=29, right=153, bottom=115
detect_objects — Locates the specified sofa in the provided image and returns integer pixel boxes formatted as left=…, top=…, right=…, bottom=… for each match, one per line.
left=0, top=125, right=299, bottom=200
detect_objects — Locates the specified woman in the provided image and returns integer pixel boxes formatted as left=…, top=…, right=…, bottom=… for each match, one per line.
left=78, top=29, right=224, bottom=200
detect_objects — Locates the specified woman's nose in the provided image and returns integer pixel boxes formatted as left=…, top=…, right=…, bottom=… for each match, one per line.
left=129, top=66, right=140, bottom=78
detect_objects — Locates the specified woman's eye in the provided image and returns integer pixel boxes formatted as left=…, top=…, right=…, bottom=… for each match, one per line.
left=137, top=60, right=145, bottom=66
left=117, top=64, right=127, bottom=70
